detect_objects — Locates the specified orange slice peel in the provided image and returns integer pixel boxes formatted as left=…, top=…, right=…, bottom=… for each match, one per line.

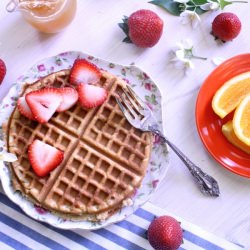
left=233, top=94, right=250, bottom=146
left=222, top=120, right=250, bottom=155
left=212, top=71, right=250, bottom=119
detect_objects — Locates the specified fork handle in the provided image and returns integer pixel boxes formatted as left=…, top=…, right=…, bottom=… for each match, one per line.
left=151, top=129, right=220, bottom=197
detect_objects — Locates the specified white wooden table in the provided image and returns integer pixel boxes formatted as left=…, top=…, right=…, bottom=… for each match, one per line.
left=0, top=0, right=249, bottom=248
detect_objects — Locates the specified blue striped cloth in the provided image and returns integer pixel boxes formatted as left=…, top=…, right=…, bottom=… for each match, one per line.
left=0, top=187, right=243, bottom=250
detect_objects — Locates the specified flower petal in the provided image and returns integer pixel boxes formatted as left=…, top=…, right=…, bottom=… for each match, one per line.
left=200, top=1, right=219, bottom=10
left=180, top=10, right=195, bottom=16
left=191, top=12, right=200, bottom=29
left=176, top=50, right=186, bottom=60
left=187, top=60, right=195, bottom=69
left=200, top=3, right=212, bottom=10
left=173, top=0, right=189, bottom=3
left=180, top=10, right=200, bottom=28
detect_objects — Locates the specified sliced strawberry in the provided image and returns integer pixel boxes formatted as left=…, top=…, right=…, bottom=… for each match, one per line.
left=56, top=87, right=78, bottom=112
left=69, top=59, right=101, bottom=85
left=17, top=96, right=35, bottom=120
left=77, top=83, right=108, bottom=109
left=0, top=59, right=6, bottom=85
left=28, top=139, right=64, bottom=177
left=25, top=88, right=62, bottom=123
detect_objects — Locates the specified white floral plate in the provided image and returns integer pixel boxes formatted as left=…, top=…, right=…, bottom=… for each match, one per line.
left=0, top=51, right=169, bottom=230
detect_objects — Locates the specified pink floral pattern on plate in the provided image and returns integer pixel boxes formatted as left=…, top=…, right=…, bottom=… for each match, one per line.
left=0, top=51, right=169, bottom=230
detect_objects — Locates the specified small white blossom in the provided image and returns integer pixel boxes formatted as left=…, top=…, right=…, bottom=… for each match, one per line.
left=200, top=0, right=220, bottom=10
left=170, top=39, right=190, bottom=62
left=0, top=140, right=17, bottom=163
left=180, top=10, right=200, bottom=29
left=170, top=44, right=194, bottom=75
left=170, top=39, right=206, bottom=75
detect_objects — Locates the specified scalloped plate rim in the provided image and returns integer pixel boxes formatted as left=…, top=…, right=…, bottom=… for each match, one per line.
left=0, top=51, right=169, bottom=230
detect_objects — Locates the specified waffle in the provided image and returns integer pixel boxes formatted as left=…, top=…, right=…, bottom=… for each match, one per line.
left=3, top=69, right=152, bottom=221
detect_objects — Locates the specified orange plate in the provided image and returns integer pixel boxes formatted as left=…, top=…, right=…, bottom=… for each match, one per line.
left=195, top=53, right=250, bottom=178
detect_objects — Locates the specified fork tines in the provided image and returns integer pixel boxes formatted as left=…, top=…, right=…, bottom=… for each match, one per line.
left=126, top=85, right=146, bottom=110
left=116, top=85, right=146, bottom=119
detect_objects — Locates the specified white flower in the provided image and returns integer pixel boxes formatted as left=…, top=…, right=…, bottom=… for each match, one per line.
left=180, top=10, right=200, bottom=29
left=170, top=45, right=194, bottom=75
left=174, top=39, right=195, bottom=61
left=0, top=140, right=17, bottom=163
left=200, top=0, right=220, bottom=10
left=170, top=39, right=206, bottom=75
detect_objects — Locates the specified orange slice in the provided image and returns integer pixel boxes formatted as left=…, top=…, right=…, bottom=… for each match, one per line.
left=212, top=71, right=250, bottom=118
left=233, top=94, right=250, bottom=146
left=222, top=120, right=250, bottom=155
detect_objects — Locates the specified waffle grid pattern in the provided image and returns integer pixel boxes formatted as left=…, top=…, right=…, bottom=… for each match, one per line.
left=7, top=70, right=152, bottom=219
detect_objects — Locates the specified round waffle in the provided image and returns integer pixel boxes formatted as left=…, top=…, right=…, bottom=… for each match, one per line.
left=3, top=69, right=152, bottom=221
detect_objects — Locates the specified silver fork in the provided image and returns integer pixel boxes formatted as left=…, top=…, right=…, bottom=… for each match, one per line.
left=115, top=85, right=220, bottom=197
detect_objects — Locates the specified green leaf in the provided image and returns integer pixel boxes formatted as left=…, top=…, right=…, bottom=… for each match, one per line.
left=149, top=0, right=209, bottom=16
left=151, top=94, right=158, bottom=105
left=123, top=37, right=132, bottom=43
left=219, top=0, right=232, bottom=9
left=145, top=94, right=158, bottom=105
left=149, top=0, right=182, bottom=16
left=118, top=16, right=132, bottom=43
left=192, top=0, right=207, bottom=4
left=145, top=96, right=151, bottom=103
left=185, top=0, right=207, bottom=14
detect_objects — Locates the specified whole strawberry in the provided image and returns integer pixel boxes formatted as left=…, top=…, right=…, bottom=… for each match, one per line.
left=212, top=12, right=241, bottom=42
left=147, top=216, right=183, bottom=250
left=0, top=59, right=6, bottom=84
left=119, top=9, right=164, bottom=48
